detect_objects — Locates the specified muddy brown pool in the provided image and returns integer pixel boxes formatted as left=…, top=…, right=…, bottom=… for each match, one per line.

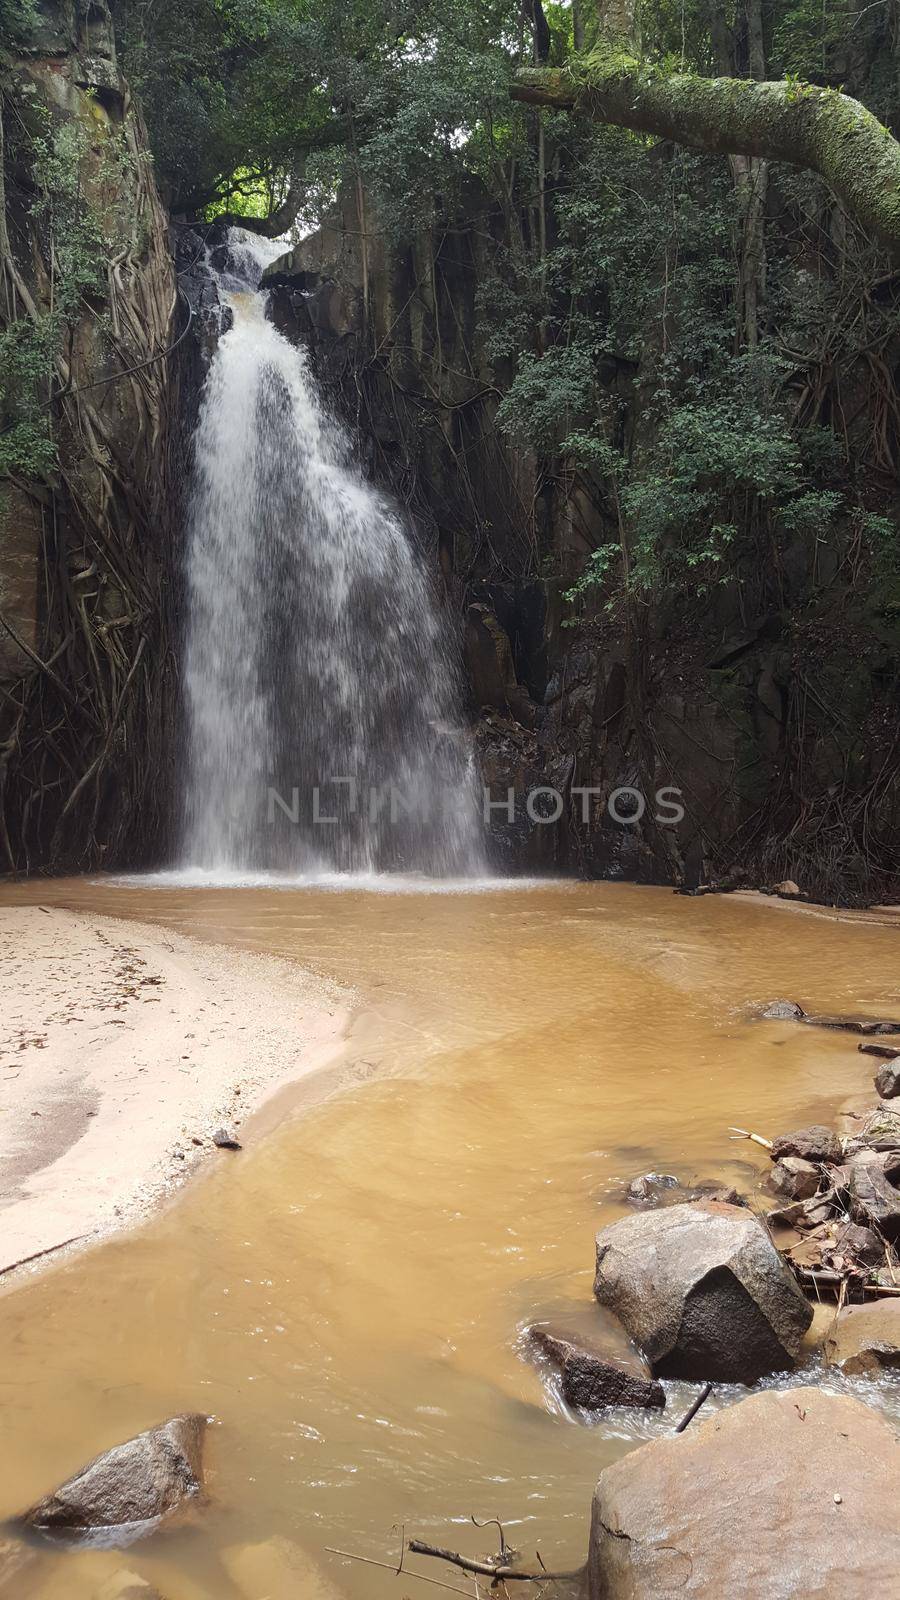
left=0, top=879, right=898, bottom=1598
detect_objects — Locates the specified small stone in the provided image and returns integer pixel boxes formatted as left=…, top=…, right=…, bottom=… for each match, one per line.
left=774, top=880, right=801, bottom=896
left=768, top=1157, right=820, bottom=1202
left=874, top=1060, right=900, bottom=1099
left=834, top=1494, right=842, bottom=1505
left=212, top=1126, right=241, bottom=1150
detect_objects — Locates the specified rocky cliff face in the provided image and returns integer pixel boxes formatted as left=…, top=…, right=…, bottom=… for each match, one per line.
left=265, top=185, right=900, bottom=900
left=0, top=0, right=178, bottom=872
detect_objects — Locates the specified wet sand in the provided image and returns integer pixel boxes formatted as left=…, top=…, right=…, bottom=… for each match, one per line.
left=0, top=907, right=349, bottom=1280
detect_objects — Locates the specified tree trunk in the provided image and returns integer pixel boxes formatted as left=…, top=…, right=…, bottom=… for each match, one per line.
left=511, top=51, right=900, bottom=253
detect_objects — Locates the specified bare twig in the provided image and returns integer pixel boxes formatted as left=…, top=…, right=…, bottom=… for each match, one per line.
left=407, top=1541, right=580, bottom=1584
left=674, top=1381, right=713, bottom=1432
left=325, top=1546, right=474, bottom=1597
left=729, top=1126, right=774, bottom=1150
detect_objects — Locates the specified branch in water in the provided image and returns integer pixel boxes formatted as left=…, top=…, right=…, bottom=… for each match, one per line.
left=407, top=1539, right=581, bottom=1583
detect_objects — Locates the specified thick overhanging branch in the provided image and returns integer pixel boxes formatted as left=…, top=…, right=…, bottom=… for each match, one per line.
left=211, top=121, right=350, bottom=237
left=511, top=49, right=900, bottom=253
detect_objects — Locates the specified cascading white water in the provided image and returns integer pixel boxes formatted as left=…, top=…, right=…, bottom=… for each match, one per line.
left=181, top=230, right=484, bottom=878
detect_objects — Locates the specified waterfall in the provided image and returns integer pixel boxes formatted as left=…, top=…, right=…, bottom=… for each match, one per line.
left=181, top=230, right=484, bottom=880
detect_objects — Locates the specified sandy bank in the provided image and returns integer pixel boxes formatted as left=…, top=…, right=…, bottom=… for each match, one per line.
left=0, top=907, right=350, bottom=1282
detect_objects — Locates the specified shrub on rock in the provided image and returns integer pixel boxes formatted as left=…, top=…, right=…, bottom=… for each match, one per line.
left=593, top=1201, right=812, bottom=1382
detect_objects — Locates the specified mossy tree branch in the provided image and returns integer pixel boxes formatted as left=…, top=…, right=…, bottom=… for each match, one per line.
left=511, top=47, right=900, bottom=254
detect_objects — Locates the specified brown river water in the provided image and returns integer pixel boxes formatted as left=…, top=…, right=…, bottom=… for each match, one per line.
left=0, top=878, right=898, bottom=1598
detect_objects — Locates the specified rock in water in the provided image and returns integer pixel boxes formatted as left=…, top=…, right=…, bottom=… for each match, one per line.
left=528, top=1323, right=665, bottom=1411
left=21, top=1415, right=207, bottom=1536
left=97, top=1576, right=164, bottom=1599
left=759, top=999, right=805, bottom=1021
left=624, top=1172, right=679, bottom=1207
left=771, top=1124, right=842, bottom=1164
left=860, top=1041, right=900, bottom=1061
left=874, top=1060, right=900, bottom=1098
left=593, top=1202, right=812, bottom=1382
left=824, top=1300, right=900, bottom=1376
left=587, top=1388, right=900, bottom=1600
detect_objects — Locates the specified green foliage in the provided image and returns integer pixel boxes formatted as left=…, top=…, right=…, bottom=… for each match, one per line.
left=0, top=0, right=40, bottom=50
left=1, top=104, right=130, bottom=486
left=105, top=0, right=898, bottom=628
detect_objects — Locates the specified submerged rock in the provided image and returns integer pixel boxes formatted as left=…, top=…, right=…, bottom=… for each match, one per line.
left=824, top=1300, right=900, bottom=1376
left=771, top=1124, right=842, bottom=1164
left=587, top=1388, right=900, bottom=1600
left=97, top=1575, right=165, bottom=1600
left=593, top=1201, right=812, bottom=1382
left=860, top=1041, right=900, bottom=1061
left=804, top=1012, right=900, bottom=1035
left=761, top=1002, right=900, bottom=1035
left=685, top=1182, right=746, bottom=1207
left=21, top=1415, right=207, bottom=1537
left=528, top=1322, right=665, bottom=1411
left=759, top=999, right=804, bottom=1021
left=624, top=1172, right=679, bottom=1207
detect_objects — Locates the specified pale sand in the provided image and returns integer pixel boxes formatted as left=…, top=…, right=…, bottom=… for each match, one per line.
left=0, top=907, right=351, bottom=1281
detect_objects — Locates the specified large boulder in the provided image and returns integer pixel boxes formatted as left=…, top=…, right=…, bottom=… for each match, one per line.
left=587, top=1388, right=900, bottom=1599
left=528, top=1322, right=665, bottom=1412
left=21, top=1416, right=207, bottom=1536
left=824, top=1300, right=900, bottom=1375
left=594, top=1202, right=812, bottom=1382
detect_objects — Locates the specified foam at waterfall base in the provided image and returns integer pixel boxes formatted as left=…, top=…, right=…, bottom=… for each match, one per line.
left=106, top=869, right=561, bottom=894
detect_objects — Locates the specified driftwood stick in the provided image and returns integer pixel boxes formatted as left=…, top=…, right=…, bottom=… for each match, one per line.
left=324, top=1546, right=474, bottom=1596
left=729, top=1126, right=774, bottom=1150
left=674, top=1381, right=713, bottom=1432
left=407, top=1541, right=580, bottom=1583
